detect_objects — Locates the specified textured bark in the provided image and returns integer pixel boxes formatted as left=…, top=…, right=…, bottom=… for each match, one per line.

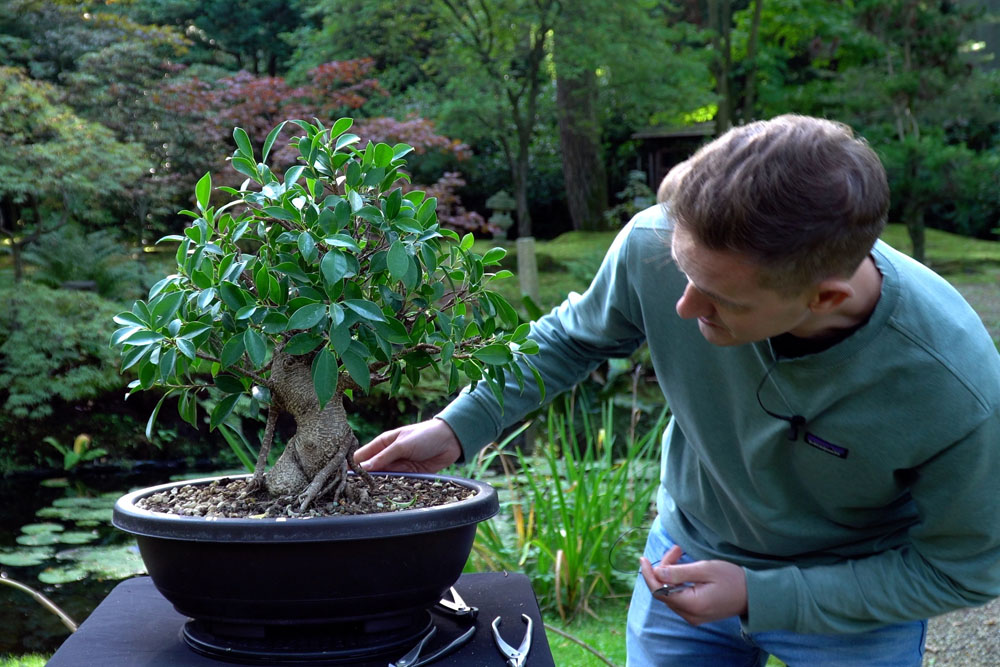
left=257, top=348, right=370, bottom=510
left=555, top=67, right=608, bottom=231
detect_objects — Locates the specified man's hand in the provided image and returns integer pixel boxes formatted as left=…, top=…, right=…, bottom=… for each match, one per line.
left=354, top=418, right=462, bottom=474
left=639, top=546, right=748, bottom=626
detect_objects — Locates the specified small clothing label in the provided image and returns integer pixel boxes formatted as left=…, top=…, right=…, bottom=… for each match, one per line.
left=804, top=432, right=849, bottom=459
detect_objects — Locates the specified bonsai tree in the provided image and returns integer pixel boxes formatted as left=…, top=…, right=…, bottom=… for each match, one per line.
left=112, top=118, right=540, bottom=512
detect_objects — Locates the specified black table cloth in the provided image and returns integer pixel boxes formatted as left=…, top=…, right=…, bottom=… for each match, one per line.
left=47, top=573, right=555, bottom=666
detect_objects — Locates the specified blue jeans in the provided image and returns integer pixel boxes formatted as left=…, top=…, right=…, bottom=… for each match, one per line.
left=626, top=521, right=927, bottom=666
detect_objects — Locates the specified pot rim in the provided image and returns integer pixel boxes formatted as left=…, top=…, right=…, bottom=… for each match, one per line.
left=112, top=472, right=498, bottom=543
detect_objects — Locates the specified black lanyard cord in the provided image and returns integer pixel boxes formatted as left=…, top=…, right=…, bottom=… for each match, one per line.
left=755, top=358, right=807, bottom=441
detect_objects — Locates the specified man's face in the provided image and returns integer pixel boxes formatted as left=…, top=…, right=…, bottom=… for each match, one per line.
left=670, top=226, right=815, bottom=346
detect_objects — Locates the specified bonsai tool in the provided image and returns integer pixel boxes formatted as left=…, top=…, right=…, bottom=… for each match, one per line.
left=491, top=614, right=533, bottom=667
left=434, top=586, right=478, bottom=620
left=654, top=582, right=695, bottom=597
left=388, top=625, right=475, bottom=667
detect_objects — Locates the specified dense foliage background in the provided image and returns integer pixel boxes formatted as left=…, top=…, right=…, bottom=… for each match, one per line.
left=1, top=0, right=999, bottom=470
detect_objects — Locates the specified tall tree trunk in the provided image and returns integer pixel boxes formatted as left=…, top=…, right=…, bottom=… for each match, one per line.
left=709, top=0, right=733, bottom=132
left=555, top=67, right=608, bottom=231
left=741, top=0, right=764, bottom=122
left=903, top=200, right=926, bottom=265
left=514, top=136, right=533, bottom=239
left=0, top=199, right=23, bottom=282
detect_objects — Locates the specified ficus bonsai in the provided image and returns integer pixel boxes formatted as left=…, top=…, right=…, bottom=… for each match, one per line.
left=112, top=118, right=541, bottom=512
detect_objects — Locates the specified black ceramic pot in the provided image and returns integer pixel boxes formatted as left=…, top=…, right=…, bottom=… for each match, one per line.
left=112, top=472, right=498, bottom=662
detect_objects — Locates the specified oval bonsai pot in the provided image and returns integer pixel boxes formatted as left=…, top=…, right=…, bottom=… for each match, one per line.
left=112, top=472, right=498, bottom=628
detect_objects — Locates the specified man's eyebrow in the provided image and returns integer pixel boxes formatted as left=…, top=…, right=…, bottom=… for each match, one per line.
left=670, top=241, right=746, bottom=308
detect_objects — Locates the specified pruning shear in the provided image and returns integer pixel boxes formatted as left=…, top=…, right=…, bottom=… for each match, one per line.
left=388, top=625, right=475, bottom=667
left=491, top=614, right=532, bottom=667
left=434, top=586, right=478, bottom=620
left=654, top=582, right=695, bottom=598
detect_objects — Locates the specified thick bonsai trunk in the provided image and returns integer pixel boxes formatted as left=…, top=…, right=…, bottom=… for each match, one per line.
left=259, top=348, right=371, bottom=511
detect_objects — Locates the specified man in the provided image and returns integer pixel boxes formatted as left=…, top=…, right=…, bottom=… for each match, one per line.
left=355, top=115, right=1000, bottom=665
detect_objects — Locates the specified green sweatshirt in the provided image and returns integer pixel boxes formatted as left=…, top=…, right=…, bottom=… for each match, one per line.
left=438, top=205, right=1000, bottom=634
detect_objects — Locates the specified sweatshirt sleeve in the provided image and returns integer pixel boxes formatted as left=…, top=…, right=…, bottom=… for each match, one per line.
left=744, top=410, right=1000, bottom=634
left=437, top=221, right=649, bottom=460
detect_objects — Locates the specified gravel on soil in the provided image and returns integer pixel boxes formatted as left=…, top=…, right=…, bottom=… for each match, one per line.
left=924, top=597, right=1000, bottom=666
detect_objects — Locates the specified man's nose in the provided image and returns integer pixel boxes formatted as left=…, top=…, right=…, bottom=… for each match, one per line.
left=676, top=282, right=713, bottom=320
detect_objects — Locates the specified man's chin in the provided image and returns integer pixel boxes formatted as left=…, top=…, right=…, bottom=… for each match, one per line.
left=698, top=320, right=740, bottom=346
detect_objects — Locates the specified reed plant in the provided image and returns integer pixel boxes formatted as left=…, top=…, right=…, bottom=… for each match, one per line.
left=465, top=396, right=666, bottom=621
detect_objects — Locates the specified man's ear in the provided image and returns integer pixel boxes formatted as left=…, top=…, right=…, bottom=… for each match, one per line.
left=808, top=279, right=853, bottom=313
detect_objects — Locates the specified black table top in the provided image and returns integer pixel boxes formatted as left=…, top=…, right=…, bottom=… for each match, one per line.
left=48, top=573, right=555, bottom=666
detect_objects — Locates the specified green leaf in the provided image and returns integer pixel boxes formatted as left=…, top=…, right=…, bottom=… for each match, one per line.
left=175, top=337, right=196, bottom=361
left=297, top=232, right=318, bottom=262
left=323, top=234, right=362, bottom=253
left=110, top=326, right=141, bottom=347
left=373, top=142, right=394, bottom=168
left=121, top=331, right=166, bottom=346
left=221, top=335, right=246, bottom=368
left=285, top=165, right=306, bottom=187
left=159, top=347, right=177, bottom=383
left=262, top=121, right=288, bottom=163
left=287, top=303, right=327, bottom=330
left=233, top=127, right=253, bottom=159
left=244, top=329, right=267, bottom=368
left=518, top=339, right=540, bottom=354
left=215, top=374, right=245, bottom=394
left=219, top=282, right=248, bottom=311
left=195, top=172, right=212, bottom=211
left=179, top=389, right=198, bottom=427
left=340, top=349, right=370, bottom=393
left=145, top=390, right=174, bottom=440
left=348, top=190, right=363, bottom=212
left=151, top=291, right=185, bottom=328
left=264, top=206, right=296, bottom=222
left=284, top=332, right=324, bottom=356
left=387, top=241, right=409, bottom=281
left=343, top=299, right=386, bottom=322
left=385, top=189, right=402, bottom=219
left=311, top=347, right=338, bottom=408
left=483, top=247, right=507, bottom=264
left=331, top=117, right=354, bottom=138
left=210, top=393, right=241, bottom=430
left=335, top=133, right=360, bottom=150
left=321, top=250, right=349, bottom=285
left=232, top=156, right=258, bottom=180
left=460, top=232, right=474, bottom=251
left=114, top=311, right=147, bottom=328
left=260, top=310, right=289, bottom=333
left=472, top=344, right=514, bottom=365
left=417, top=197, right=437, bottom=223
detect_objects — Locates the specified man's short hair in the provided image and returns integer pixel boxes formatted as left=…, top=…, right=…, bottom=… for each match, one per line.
left=669, top=114, right=889, bottom=294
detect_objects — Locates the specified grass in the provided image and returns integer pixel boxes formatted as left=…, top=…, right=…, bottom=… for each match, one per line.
left=0, top=656, right=47, bottom=667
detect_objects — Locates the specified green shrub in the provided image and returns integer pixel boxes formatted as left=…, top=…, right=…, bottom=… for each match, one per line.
left=0, top=282, right=125, bottom=420
left=21, top=225, right=149, bottom=300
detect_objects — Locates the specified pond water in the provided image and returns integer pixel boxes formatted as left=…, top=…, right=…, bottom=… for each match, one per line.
left=0, top=463, right=224, bottom=656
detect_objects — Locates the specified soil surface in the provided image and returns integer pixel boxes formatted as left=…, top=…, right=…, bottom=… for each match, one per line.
left=923, top=597, right=1000, bottom=666
left=136, top=474, right=475, bottom=518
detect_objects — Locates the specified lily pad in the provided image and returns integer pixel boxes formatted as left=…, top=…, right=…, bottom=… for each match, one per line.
left=36, top=506, right=113, bottom=523
left=54, top=545, right=146, bottom=579
left=51, top=496, right=113, bottom=509
left=20, top=522, right=64, bottom=535
left=57, top=531, right=99, bottom=545
left=40, top=477, right=70, bottom=488
left=38, top=566, right=89, bottom=585
left=16, top=532, right=61, bottom=547
left=0, top=546, right=55, bottom=567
